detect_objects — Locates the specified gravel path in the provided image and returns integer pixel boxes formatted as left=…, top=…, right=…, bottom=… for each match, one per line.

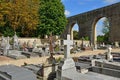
left=0, top=49, right=120, bottom=66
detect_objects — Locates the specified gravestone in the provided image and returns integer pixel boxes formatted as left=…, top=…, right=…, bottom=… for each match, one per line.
left=32, top=47, right=42, bottom=56
left=0, top=36, right=6, bottom=48
left=115, top=42, right=119, bottom=48
left=18, top=41, right=24, bottom=50
left=46, top=33, right=56, bottom=70
left=27, top=40, right=35, bottom=52
left=3, top=37, right=10, bottom=55
left=22, top=41, right=28, bottom=51
left=27, top=40, right=33, bottom=48
left=45, top=35, right=48, bottom=39
left=107, top=45, right=113, bottom=61
left=33, top=40, right=37, bottom=48
left=13, top=32, right=19, bottom=50
left=49, top=33, right=54, bottom=55
left=57, top=34, right=76, bottom=80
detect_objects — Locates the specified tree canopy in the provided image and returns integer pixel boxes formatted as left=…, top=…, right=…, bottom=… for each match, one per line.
left=0, top=0, right=39, bottom=37
left=37, top=0, right=67, bottom=38
left=0, top=0, right=67, bottom=37
left=73, top=30, right=79, bottom=40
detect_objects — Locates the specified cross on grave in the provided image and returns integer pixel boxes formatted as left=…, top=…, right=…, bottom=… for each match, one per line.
left=63, top=34, right=73, bottom=58
left=49, top=33, right=54, bottom=54
left=57, top=34, right=75, bottom=80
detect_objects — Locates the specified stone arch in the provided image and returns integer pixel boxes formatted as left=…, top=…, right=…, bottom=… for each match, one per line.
left=63, top=20, right=81, bottom=40
left=69, top=22, right=80, bottom=40
left=91, top=16, right=110, bottom=46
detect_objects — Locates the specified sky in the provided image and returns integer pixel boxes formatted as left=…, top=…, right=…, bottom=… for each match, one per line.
left=62, top=0, right=120, bottom=35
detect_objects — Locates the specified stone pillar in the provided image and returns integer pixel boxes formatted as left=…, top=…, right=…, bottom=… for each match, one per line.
left=107, top=45, right=113, bottom=61
left=71, top=28, right=73, bottom=40
left=94, top=27, right=97, bottom=50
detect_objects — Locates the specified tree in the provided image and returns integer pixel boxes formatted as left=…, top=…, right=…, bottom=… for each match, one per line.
left=38, top=0, right=67, bottom=38
left=0, top=0, right=39, bottom=37
left=0, top=0, right=7, bottom=27
left=73, top=30, right=79, bottom=40
left=102, top=18, right=110, bottom=34
left=97, top=35, right=104, bottom=43
left=102, top=18, right=110, bottom=43
left=97, top=18, right=110, bottom=43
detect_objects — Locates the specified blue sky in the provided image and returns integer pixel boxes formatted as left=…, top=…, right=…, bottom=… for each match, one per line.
left=62, top=0, right=120, bottom=35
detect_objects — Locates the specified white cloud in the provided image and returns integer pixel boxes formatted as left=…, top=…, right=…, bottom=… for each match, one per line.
left=65, top=10, right=70, bottom=16
left=103, top=0, right=119, bottom=4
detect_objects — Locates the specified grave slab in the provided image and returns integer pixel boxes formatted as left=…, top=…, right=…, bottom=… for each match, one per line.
left=7, top=50, right=26, bottom=59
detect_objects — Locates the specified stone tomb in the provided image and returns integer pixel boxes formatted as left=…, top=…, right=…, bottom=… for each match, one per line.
left=22, top=64, right=43, bottom=77
left=7, top=50, right=26, bottom=59
left=91, top=59, right=120, bottom=78
left=22, top=51, right=38, bottom=58
left=32, top=46, right=50, bottom=57
left=0, top=65, right=37, bottom=80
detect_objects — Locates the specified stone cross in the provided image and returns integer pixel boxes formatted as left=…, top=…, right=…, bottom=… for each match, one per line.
left=49, top=33, right=54, bottom=57
left=63, top=34, right=73, bottom=58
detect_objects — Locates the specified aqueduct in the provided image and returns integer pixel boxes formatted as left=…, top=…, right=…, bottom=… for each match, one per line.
left=61, top=2, right=120, bottom=46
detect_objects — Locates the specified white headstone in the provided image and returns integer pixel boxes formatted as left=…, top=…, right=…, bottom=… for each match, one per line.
left=3, top=36, right=10, bottom=55
left=45, top=35, right=48, bottom=39
left=107, top=45, right=113, bottom=61
left=13, top=32, right=19, bottom=49
left=115, top=42, right=119, bottom=48
left=63, top=34, right=73, bottom=58
left=1, top=36, right=6, bottom=48
left=33, top=40, right=36, bottom=48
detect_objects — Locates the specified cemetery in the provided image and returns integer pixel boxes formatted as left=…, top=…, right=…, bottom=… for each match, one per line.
left=0, top=1, right=120, bottom=80
left=0, top=33, right=120, bottom=80
left=0, top=32, right=120, bottom=80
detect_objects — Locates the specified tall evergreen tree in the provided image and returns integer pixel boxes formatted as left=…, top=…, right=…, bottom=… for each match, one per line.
left=38, top=0, right=67, bottom=38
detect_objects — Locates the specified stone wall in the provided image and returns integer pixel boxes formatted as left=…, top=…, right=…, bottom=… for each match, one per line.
left=74, top=40, right=90, bottom=47
left=18, top=38, right=41, bottom=44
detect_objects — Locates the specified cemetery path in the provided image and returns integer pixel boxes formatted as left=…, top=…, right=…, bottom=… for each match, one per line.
left=0, top=49, right=120, bottom=66
left=0, top=56, right=13, bottom=61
